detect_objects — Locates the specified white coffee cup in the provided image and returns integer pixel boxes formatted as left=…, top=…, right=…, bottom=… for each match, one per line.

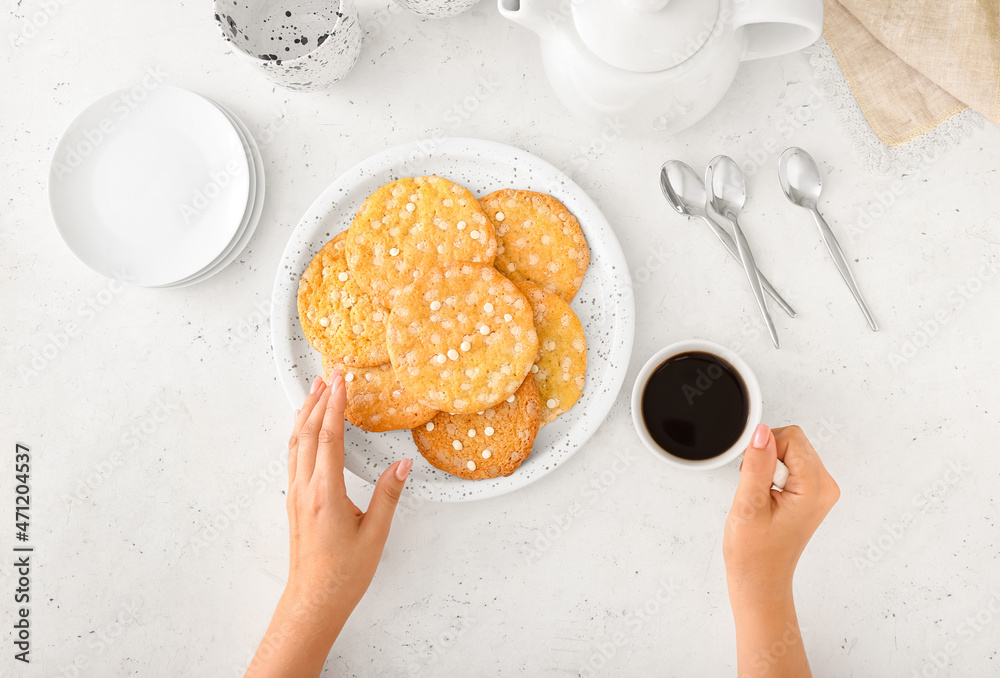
left=630, top=339, right=787, bottom=488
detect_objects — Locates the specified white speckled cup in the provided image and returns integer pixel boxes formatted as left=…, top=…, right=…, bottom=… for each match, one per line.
left=393, top=0, right=481, bottom=19
left=214, top=0, right=362, bottom=92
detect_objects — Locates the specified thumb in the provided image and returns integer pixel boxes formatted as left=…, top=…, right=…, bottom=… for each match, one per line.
left=735, top=424, right=778, bottom=502
left=362, top=458, right=412, bottom=542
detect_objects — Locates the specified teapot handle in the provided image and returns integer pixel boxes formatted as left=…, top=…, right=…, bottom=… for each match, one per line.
left=732, top=0, right=823, bottom=61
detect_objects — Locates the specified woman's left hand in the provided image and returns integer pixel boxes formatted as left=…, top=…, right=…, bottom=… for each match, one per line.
left=284, top=372, right=412, bottom=620
left=246, top=372, right=412, bottom=678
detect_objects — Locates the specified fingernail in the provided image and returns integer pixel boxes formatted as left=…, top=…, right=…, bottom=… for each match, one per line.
left=395, top=458, right=413, bottom=481
left=751, top=424, right=770, bottom=449
left=293, top=408, right=300, bottom=424
left=310, top=375, right=323, bottom=394
left=327, top=368, right=341, bottom=386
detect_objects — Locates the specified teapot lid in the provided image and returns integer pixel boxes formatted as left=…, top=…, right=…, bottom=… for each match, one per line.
left=572, top=0, right=722, bottom=73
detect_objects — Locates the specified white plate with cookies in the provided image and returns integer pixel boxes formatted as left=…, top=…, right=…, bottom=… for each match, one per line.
left=272, top=138, right=634, bottom=502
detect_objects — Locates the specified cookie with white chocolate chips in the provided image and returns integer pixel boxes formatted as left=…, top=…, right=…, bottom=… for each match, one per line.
left=322, top=357, right=437, bottom=433
left=480, top=189, right=590, bottom=303
left=514, top=281, right=587, bottom=425
left=386, top=262, right=538, bottom=414
left=412, top=374, right=541, bottom=480
left=298, top=231, right=390, bottom=368
left=345, top=176, right=497, bottom=308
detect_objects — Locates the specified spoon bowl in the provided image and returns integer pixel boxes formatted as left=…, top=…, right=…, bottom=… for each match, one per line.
left=705, top=155, right=747, bottom=219
left=778, top=147, right=823, bottom=207
left=659, top=160, right=708, bottom=218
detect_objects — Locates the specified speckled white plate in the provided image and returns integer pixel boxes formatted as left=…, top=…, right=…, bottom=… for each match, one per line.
left=271, top=138, right=634, bottom=502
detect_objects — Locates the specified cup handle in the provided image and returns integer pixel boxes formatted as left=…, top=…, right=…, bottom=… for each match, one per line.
left=732, top=0, right=823, bottom=62
left=772, top=458, right=789, bottom=491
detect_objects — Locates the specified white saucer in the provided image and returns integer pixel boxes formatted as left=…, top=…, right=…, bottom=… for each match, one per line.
left=49, top=85, right=250, bottom=287
left=159, top=101, right=266, bottom=288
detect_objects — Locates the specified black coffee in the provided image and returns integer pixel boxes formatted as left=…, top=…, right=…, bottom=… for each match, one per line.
left=641, top=351, right=749, bottom=460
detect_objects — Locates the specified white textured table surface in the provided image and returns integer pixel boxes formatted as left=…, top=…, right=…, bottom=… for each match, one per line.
left=3, top=1, right=1000, bottom=676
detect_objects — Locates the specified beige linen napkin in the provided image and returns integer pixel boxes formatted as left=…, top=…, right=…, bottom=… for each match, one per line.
left=823, top=0, right=999, bottom=147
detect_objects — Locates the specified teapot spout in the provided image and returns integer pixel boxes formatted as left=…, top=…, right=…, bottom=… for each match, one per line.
left=497, top=0, right=559, bottom=37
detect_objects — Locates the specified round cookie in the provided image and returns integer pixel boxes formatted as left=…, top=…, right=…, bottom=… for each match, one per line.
left=480, top=189, right=590, bottom=302
left=298, top=231, right=390, bottom=368
left=386, top=262, right=538, bottom=414
left=322, top=357, right=437, bottom=433
left=412, top=374, right=541, bottom=480
left=515, top=281, right=587, bottom=425
left=345, top=176, right=497, bottom=308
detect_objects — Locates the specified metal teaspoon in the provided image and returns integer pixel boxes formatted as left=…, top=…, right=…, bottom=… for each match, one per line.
left=778, top=147, right=878, bottom=331
left=705, top=155, right=780, bottom=349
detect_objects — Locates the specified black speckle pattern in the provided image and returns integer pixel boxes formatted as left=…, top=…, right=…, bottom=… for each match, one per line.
left=272, top=139, right=635, bottom=502
left=213, top=0, right=362, bottom=92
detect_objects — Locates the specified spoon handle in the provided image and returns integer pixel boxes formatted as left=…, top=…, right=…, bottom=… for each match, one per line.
left=811, top=208, right=879, bottom=332
left=698, top=215, right=796, bottom=318
left=727, top=212, right=780, bottom=348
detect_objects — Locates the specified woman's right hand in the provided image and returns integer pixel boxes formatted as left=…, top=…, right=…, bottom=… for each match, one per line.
left=723, top=424, right=840, bottom=603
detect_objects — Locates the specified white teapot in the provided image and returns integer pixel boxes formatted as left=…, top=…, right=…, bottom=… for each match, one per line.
left=498, top=0, right=822, bottom=135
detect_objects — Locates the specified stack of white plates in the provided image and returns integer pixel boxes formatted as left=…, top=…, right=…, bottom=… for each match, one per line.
left=48, top=85, right=265, bottom=288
